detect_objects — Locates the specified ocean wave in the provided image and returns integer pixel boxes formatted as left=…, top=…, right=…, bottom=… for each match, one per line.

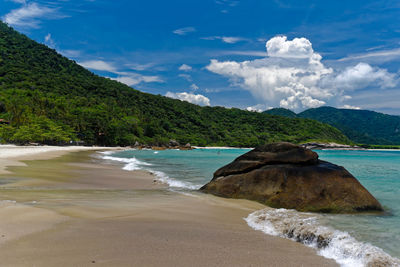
left=149, top=170, right=200, bottom=190
left=101, top=154, right=200, bottom=190
left=245, top=208, right=400, bottom=267
left=102, top=155, right=152, bottom=171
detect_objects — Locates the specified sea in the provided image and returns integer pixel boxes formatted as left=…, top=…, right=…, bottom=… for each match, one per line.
left=101, top=148, right=400, bottom=267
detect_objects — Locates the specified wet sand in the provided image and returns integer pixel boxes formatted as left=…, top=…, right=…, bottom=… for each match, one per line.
left=0, top=148, right=338, bottom=266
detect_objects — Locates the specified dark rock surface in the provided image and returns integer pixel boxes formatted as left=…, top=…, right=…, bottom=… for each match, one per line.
left=200, top=142, right=383, bottom=213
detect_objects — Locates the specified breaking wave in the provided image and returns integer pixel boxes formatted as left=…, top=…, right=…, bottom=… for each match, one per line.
left=101, top=153, right=200, bottom=190
left=245, top=208, right=400, bottom=267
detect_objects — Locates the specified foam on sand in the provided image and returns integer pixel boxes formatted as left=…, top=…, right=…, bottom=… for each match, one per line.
left=245, top=208, right=400, bottom=267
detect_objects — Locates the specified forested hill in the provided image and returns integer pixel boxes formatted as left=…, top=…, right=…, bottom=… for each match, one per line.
left=263, top=108, right=297, bottom=118
left=264, top=107, right=400, bottom=145
left=0, top=21, right=350, bottom=147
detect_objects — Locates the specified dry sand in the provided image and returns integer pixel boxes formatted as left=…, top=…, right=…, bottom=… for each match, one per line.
left=0, top=145, right=122, bottom=175
left=0, top=147, right=338, bottom=267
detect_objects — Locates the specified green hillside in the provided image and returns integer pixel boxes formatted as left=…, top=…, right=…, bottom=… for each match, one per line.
left=298, top=107, right=400, bottom=145
left=0, top=22, right=350, bottom=146
left=263, top=106, right=400, bottom=145
left=264, top=108, right=297, bottom=118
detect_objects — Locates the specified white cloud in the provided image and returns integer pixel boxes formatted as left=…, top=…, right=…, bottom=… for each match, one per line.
left=44, top=33, right=55, bottom=48
left=165, top=92, right=210, bottom=106
left=79, top=60, right=116, bottom=72
left=3, top=2, right=64, bottom=29
left=338, top=48, right=400, bottom=63
left=60, top=49, right=81, bottom=58
left=126, top=62, right=155, bottom=71
left=340, top=104, right=361, bottom=110
left=221, top=37, right=244, bottom=44
left=190, top=83, right=199, bottom=91
left=220, top=50, right=267, bottom=57
left=215, top=0, right=240, bottom=13
left=179, top=64, right=192, bottom=71
left=178, top=73, right=192, bottom=82
left=173, top=27, right=196, bottom=35
left=266, top=36, right=314, bottom=58
left=11, top=0, right=26, bottom=4
left=112, top=74, right=163, bottom=86
left=327, top=63, right=396, bottom=91
left=206, top=35, right=398, bottom=111
left=202, top=36, right=246, bottom=44
left=79, top=59, right=163, bottom=86
left=246, top=104, right=271, bottom=112
left=44, top=33, right=51, bottom=42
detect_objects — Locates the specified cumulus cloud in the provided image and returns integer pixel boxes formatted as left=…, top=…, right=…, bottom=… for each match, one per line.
left=206, top=35, right=398, bottom=111
left=266, top=36, right=313, bottom=58
left=173, top=27, right=196, bottom=35
left=179, top=64, right=192, bottom=71
left=3, top=2, right=64, bottom=29
left=165, top=92, right=210, bottom=106
left=327, top=63, right=396, bottom=90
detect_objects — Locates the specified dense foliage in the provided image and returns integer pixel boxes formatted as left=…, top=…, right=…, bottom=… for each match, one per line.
left=264, top=108, right=297, bottom=118
left=298, top=107, right=400, bottom=145
left=0, top=22, right=350, bottom=146
left=264, top=107, right=400, bottom=145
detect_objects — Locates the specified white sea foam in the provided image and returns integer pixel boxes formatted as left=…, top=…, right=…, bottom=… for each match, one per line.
left=102, top=155, right=151, bottom=171
left=98, top=151, right=115, bottom=155
left=101, top=154, right=200, bottom=190
left=245, top=208, right=400, bottom=267
left=149, top=170, right=200, bottom=190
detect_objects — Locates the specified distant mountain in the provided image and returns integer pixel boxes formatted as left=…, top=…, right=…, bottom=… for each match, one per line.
left=0, top=21, right=350, bottom=146
left=264, top=107, right=400, bottom=145
left=264, top=108, right=297, bottom=118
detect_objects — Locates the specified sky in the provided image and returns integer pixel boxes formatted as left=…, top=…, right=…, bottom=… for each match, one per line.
left=2, top=0, right=400, bottom=114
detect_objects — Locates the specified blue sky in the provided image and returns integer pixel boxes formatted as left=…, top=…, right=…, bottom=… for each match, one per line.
left=2, top=0, right=400, bottom=114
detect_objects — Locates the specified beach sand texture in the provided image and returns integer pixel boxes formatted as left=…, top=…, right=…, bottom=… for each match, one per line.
left=0, top=146, right=337, bottom=266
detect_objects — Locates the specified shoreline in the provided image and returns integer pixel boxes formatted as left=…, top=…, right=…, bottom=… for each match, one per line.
left=0, top=144, right=123, bottom=175
left=0, top=146, right=338, bottom=266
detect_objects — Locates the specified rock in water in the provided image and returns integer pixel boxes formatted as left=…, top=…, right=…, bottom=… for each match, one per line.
left=200, top=142, right=383, bottom=213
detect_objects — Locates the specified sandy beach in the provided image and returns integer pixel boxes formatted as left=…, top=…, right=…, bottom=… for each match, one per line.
left=0, top=146, right=337, bottom=266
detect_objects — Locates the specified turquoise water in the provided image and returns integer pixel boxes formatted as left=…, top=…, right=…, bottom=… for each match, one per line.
left=103, top=148, right=400, bottom=264
left=316, top=150, right=400, bottom=259
left=103, top=148, right=251, bottom=188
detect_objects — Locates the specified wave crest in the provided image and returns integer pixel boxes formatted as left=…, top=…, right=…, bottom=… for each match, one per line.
left=101, top=153, right=200, bottom=190
left=245, top=208, right=400, bottom=267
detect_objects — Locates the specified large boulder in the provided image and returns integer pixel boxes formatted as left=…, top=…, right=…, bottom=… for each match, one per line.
left=200, top=142, right=383, bottom=213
